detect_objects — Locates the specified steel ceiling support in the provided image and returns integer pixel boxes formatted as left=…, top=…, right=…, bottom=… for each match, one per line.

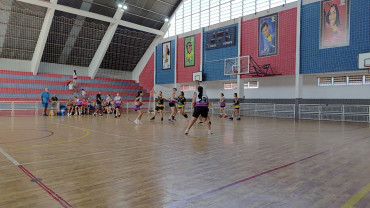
left=58, top=0, right=94, bottom=64
left=17, top=0, right=164, bottom=35
left=30, top=0, right=57, bottom=75
left=132, top=0, right=184, bottom=82
left=88, top=8, right=124, bottom=79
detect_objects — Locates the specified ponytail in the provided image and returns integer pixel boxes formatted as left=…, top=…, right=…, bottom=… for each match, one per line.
left=198, top=86, right=203, bottom=99
left=137, top=91, right=142, bottom=97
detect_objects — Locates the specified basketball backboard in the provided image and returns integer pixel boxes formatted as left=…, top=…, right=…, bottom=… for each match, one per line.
left=193, top=72, right=202, bottom=82
left=359, top=52, right=370, bottom=69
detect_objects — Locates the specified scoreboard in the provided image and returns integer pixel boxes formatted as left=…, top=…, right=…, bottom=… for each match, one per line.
left=205, top=25, right=236, bottom=50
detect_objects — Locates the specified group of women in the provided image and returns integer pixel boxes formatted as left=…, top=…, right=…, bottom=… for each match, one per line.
left=133, top=86, right=241, bottom=135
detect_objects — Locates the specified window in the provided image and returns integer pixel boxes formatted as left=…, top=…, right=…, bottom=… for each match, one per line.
left=181, top=84, right=197, bottom=91
left=165, top=0, right=297, bottom=38
left=318, top=75, right=370, bottom=86
left=224, top=82, right=238, bottom=90
left=224, top=81, right=259, bottom=89
left=244, top=81, right=259, bottom=89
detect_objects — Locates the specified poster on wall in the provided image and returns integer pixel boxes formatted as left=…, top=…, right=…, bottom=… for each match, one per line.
left=205, top=26, right=236, bottom=50
left=184, top=35, right=195, bottom=67
left=258, top=14, right=279, bottom=57
left=320, top=0, right=350, bottom=49
left=162, top=41, right=171, bottom=70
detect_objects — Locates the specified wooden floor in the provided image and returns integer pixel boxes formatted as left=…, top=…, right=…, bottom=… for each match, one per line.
left=0, top=113, right=370, bottom=208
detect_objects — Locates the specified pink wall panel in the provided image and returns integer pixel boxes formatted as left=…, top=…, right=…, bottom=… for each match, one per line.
left=241, top=8, right=297, bottom=78
left=139, top=53, right=154, bottom=92
left=177, top=33, right=201, bottom=83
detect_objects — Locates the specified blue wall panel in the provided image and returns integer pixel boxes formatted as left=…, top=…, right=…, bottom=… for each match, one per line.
left=155, top=40, right=175, bottom=84
left=301, top=0, right=370, bottom=74
left=203, top=24, right=239, bottom=81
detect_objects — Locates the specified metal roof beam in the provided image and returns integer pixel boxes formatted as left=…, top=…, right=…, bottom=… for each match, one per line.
left=30, top=0, right=57, bottom=75
left=16, top=0, right=164, bottom=35
left=132, top=0, right=184, bottom=81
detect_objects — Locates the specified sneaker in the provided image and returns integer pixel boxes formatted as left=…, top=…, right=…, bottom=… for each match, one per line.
left=198, top=121, right=204, bottom=125
left=93, top=113, right=96, bottom=117
left=43, top=114, right=48, bottom=116
left=219, top=115, right=222, bottom=118
left=172, top=118, right=176, bottom=121
left=224, top=115, right=228, bottom=118
left=99, top=114, right=103, bottom=117
left=118, top=114, right=121, bottom=117
left=229, top=117, right=233, bottom=120
left=184, top=129, right=189, bottom=134
left=208, top=130, right=213, bottom=134
left=237, top=117, right=241, bottom=120
left=134, top=119, right=139, bottom=125
left=115, top=115, right=117, bottom=118
left=138, top=120, right=143, bottom=125
left=168, top=118, right=172, bottom=122
left=161, top=117, right=163, bottom=121
left=150, top=117, right=155, bottom=120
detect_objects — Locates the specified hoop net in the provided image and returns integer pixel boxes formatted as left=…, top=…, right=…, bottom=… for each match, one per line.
left=224, top=55, right=250, bottom=76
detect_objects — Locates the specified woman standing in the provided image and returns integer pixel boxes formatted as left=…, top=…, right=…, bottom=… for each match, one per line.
left=113, top=93, right=124, bottom=118
left=177, top=91, right=188, bottom=121
left=168, top=88, right=178, bottom=122
left=134, top=91, right=144, bottom=125
left=219, top=93, right=227, bottom=118
left=184, top=86, right=212, bottom=135
left=229, top=93, right=241, bottom=120
left=151, top=90, right=167, bottom=121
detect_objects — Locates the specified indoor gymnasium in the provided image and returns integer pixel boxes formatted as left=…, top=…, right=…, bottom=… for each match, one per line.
left=0, top=0, right=370, bottom=207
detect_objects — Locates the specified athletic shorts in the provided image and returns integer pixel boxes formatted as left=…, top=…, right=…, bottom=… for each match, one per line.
left=41, top=103, right=48, bottom=108
left=192, top=106, right=209, bottom=118
left=155, top=106, right=164, bottom=111
left=97, top=104, right=102, bottom=110
left=169, top=102, right=175, bottom=107
left=115, top=104, right=121, bottom=108
left=133, top=105, right=140, bottom=111
left=234, top=105, right=240, bottom=109
left=220, top=103, right=225, bottom=107
left=177, top=105, right=184, bottom=109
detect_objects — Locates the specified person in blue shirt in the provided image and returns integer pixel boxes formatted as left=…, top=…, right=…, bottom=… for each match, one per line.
left=261, top=21, right=276, bottom=55
left=40, top=88, right=50, bottom=116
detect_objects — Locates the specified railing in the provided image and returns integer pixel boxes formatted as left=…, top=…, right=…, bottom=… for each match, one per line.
left=299, top=104, right=370, bottom=123
left=2, top=101, right=369, bottom=123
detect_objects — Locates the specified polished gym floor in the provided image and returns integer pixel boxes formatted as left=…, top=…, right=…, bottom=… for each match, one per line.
left=0, top=113, right=369, bottom=208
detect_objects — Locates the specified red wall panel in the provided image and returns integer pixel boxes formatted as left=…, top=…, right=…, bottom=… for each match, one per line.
left=177, top=33, right=201, bottom=83
left=139, top=53, right=154, bottom=92
left=241, top=8, right=297, bottom=78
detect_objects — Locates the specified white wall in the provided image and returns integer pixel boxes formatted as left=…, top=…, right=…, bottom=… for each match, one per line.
left=156, top=73, right=370, bottom=101
left=302, top=74, right=370, bottom=99
left=0, top=58, right=31, bottom=72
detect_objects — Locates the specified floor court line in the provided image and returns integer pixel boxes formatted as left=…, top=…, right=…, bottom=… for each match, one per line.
left=169, top=135, right=370, bottom=207
left=0, top=130, right=54, bottom=145
left=341, top=182, right=370, bottom=208
left=0, top=148, right=73, bottom=208
left=53, top=122, right=221, bottom=146
left=10, top=129, right=90, bottom=150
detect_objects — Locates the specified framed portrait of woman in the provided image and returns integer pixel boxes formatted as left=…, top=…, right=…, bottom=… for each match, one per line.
left=320, top=0, right=350, bottom=49
left=162, top=41, right=171, bottom=70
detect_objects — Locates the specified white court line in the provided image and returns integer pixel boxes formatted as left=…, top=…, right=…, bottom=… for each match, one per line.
left=52, top=122, right=217, bottom=146
left=0, top=148, right=20, bottom=166
left=19, top=144, right=154, bottom=166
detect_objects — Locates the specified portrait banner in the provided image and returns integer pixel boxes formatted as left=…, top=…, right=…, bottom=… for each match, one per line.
left=184, top=36, right=195, bottom=67
left=162, top=41, right=171, bottom=70
left=258, top=14, right=279, bottom=57
left=320, top=0, right=350, bottom=49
